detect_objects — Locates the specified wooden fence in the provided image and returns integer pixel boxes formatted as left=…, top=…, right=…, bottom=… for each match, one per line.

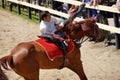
left=1, top=0, right=120, bottom=49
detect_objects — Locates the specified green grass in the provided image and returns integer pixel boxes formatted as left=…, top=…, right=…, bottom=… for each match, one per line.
left=0, top=2, right=40, bottom=24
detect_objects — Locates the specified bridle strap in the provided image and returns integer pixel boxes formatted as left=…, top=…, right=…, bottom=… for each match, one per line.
left=80, top=37, right=89, bottom=44
left=74, top=37, right=89, bottom=47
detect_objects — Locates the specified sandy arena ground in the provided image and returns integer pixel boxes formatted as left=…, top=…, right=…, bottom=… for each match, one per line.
left=0, top=9, right=120, bottom=80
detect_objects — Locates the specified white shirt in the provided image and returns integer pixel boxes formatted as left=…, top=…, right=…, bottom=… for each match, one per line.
left=39, top=16, right=64, bottom=35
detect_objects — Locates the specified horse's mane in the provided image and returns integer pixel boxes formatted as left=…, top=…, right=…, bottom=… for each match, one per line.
left=83, top=18, right=96, bottom=27
left=72, top=21, right=83, bottom=34
left=63, top=18, right=96, bottom=33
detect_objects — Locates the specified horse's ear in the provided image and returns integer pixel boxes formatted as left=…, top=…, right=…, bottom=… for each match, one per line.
left=94, top=16, right=97, bottom=20
left=92, top=17, right=97, bottom=24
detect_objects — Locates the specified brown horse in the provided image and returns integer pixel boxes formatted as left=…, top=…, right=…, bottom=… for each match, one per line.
left=0, top=18, right=100, bottom=80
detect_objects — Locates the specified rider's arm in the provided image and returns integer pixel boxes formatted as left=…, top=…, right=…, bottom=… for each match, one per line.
left=39, top=21, right=50, bottom=35
left=51, top=16, right=65, bottom=31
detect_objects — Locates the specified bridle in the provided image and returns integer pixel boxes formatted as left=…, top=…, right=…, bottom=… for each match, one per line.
left=70, top=20, right=99, bottom=46
left=73, top=22, right=88, bottom=46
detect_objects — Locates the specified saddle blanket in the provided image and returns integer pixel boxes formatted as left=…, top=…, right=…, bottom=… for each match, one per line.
left=35, top=38, right=74, bottom=61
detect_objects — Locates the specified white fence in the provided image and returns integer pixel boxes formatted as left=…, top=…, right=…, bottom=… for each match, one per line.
left=2, top=0, right=120, bottom=49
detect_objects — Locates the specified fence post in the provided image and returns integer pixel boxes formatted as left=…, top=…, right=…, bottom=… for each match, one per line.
left=9, top=3, right=13, bottom=12
left=87, top=9, right=91, bottom=18
left=17, top=4, right=21, bottom=15
left=27, top=0, right=31, bottom=19
left=113, top=13, right=120, bottom=49
left=2, top=0, right=5, bottom=8
left=38, top=0, right=42, bottom=22
left=51, top=0, right=54, bottom=9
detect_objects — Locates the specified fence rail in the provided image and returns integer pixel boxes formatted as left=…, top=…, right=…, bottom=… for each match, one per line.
left=54, top=0, right=120, bottom=14
left=2, top=0, right=120, bottom=49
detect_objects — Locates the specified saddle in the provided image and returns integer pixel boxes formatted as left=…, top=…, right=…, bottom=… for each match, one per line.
left=38, top=35, right=67, bottom=51
left=38, top=34, right=68, bottom=69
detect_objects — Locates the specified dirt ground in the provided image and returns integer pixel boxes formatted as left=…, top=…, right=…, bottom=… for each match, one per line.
left=0, top=9, right=120, bottom=80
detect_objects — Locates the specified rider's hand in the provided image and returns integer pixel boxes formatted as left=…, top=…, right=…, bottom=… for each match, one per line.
left=89, top=0, right=101, bottom=6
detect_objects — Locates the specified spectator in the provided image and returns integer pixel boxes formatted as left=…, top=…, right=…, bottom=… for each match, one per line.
left=89, top=0, right=120, bottom=12
left=89, top=0, right=102, bottom=6
left=112, top=0, right=120, bottom=11
left=56, top=3, right=69, bottom=13
left=62, top=3, right=69, bottom=13
left=68, top=5, right=78, bottom=15
left=86, top=0, right=98, bottom=18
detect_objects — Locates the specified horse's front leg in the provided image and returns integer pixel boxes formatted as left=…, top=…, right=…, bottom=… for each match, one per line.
left=67, top=59, right=87, bottom=80
left=66, top=51, right=88, bottom=80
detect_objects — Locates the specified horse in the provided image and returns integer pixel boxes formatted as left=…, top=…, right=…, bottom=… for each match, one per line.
left=0, top=17, right=100, bottom=80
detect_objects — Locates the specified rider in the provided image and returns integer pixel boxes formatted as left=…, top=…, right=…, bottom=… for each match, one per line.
left=39, top=10, right=68, bottom=60
left=39, top=3, right=86, bottom=68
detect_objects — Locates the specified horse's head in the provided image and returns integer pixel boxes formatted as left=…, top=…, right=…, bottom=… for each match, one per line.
left=63, top=18, right=100, bottom=41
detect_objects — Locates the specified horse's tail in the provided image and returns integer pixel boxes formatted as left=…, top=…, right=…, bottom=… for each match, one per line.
left=0, top=55, right=11, bottom=80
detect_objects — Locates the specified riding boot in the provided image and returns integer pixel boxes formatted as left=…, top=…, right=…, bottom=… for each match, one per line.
left=54, top=40, right=68, bottom=69
left=59, top=40, right=68, bottom=69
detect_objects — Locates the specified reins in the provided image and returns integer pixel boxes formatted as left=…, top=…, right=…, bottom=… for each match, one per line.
left=74, top=36, right=89, bottom=47
left=80, top=37, right=89, bottom=44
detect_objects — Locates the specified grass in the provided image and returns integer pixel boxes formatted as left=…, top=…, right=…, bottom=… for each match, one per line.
left=0, top=1, right=40, bottom=24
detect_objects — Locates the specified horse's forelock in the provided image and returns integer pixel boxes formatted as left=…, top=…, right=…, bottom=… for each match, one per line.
left=84, top=18, right=97, bottom=28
